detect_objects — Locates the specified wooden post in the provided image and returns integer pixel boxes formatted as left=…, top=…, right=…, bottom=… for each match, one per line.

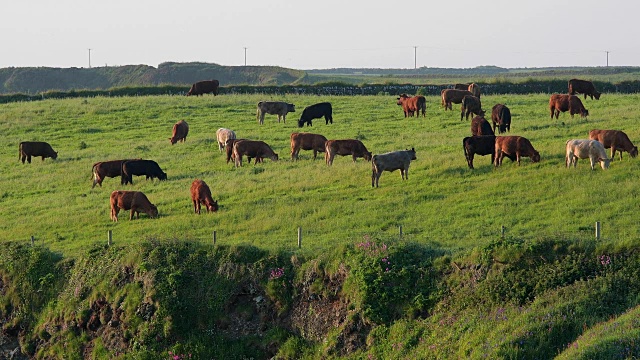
left=107, top=230, right=112, bottom=246
left=595, top=222, right=601, bottom=240
left=212, top=230, right=217, bottom=245
left=297, top=227, right=302, bottom=249
left=501, top=225, right=506, bottom=238
left=31, top=236, right=35, bottom=247
left=399, top=225, right=403, bottom=239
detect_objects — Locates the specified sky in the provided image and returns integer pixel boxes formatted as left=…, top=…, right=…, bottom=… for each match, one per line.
left=3, top=0, right=639, bottom=70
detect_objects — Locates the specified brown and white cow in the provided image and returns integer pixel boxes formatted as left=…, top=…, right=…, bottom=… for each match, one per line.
left=186, top=80, right=219, bottom=96
left=491, top=104, right=511, bottom=134
left=396, top=94, right=426, bottom=117
left=588, top=129, right=638, bottom=161
left=256, top=101, right=295, bottom=124
left=471, top=116, right=494, bottom=136
left=290, top=132, right=327, bottom=160
left=190, top=179, right=219, bottom=214
left=371, top=148, right=416, bottom=187
left=233, top=140, right=278, bottom=167
left=441, top=89, right=473, bottom=111
left=461, top=95, right=484, bottom=121
left=566, top=139, right=610, bottom=170
left=19, top=141, right=58, bottom=164
left=110, top=190, right=158, bottom=221
left=549, top=94, right=589, bottom=119
left=216, top=128, right=236, bottom=152
left=494, top=136, right=540, bottom=166
left=169, top=120, right=189, bottom=145
left=468, top=83, right=481, bottom=98
left=92, top=159, right=139, bottom=188
left=325, top=139, right=372, bottom=165
left=568, top=79, right=601, bottom=100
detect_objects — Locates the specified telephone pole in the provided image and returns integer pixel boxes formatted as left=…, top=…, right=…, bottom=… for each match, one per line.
left=413, top=46, right=418, bottom=69
left=88, top=48, right=92, bottom=68
left=605, top=50, right=610, bottom=67
left=243, top=47, right=247, bottom=66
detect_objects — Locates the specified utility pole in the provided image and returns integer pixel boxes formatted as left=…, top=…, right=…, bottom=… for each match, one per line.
left=413, top=46, right=418, bottom=69
left=605, top=50, right=610, bottom=67
left=88, top=48, right=92, bottom=68
left=243, top=47, right=247, bottom=66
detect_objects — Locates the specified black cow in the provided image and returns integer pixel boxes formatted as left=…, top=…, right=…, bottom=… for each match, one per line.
left=491, top=104, right=511, bottom=134
left=298, top=102, right=333, bottom=127
left=121, top=160, right=167, bottom=185
left=19, top=141, right=58, bottom=164
left=463, top=136, right=496, bottom=169
left=186, top=80, right=219, bottom=96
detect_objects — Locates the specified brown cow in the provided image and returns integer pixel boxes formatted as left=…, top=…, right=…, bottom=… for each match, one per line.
left=589, top=129, right=638, bottom=160
left=461, top=95, right=484, bottom=121
left=442, top=89, right=473, bottom=111
left=169, top=120, right=189, bottom=145
left=19, top=141, right=58, bottom=164
left=190, top=179, right=219, bottom=214
left=290, top=132, right=327, bottom=160
left=186, top=80, right=219, bottom=96
left=494, top=136, right=540, bottom=166
left=468, top=83, right=481, bottom=98
left=92, top=159, right=139, bottom=188
left=549, top=94, right=589, bottom=119
left=453, top=83, right=470, bottom=90
left=396, top=94, right=426, bottom=117
left=463, top=135, right=495, bottom=169
left=233, top=140, right=278, bottom=167
left=568, top=79, right=601, bottom=100
left=110, top=190, right=158, bottom=221
left=471, top=116, right=494, bottom=136
left=325, top=139, right=372, bottom=165
left=491, top=104, right=511, bottom=134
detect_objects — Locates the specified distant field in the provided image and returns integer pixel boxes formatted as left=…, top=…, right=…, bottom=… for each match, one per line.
left=1, top=93, right=639, bottom=257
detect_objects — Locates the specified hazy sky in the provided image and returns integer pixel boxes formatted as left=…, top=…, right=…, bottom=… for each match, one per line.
left=3, top=0, right=638, bottom=70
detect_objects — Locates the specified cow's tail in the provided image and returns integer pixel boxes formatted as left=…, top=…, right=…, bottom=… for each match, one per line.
left=371, top=155, right=379, bottom=179
left=256, top=102, right=262, bottom=121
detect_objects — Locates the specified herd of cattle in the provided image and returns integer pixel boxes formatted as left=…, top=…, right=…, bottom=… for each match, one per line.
left=16, top=78, right=637, bottom=221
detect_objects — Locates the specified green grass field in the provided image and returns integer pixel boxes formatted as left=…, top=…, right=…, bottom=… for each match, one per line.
left=2, top=93, right=639, bottom=256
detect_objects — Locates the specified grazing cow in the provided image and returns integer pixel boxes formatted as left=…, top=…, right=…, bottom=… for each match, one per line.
left=494, top=136, right=540, bottom=166
left=453, top=83, right=470, bottom=90
left=121, top=160, right=167, bottom=185
left=325, top=139, right=372, bottom=165
left=233, top=140, right=278, bottom=167
left=566, top=139, right=610, bottom=170
left=256, top=101, right=295, bottom=124
left=169, top=120, right=189, bottom=145
left=371, top=148, right=417, bottom=187
left=588, top=129, right=638, bottom=161
left=190, top=179, right=219, bottom=214
left=491, top=104, right=511, bottom=134
left=110, top=190, right=158, bottom=221
left=92, top=159, right=139, bottom=188
left=468, top=83, right=481, bottom=98
left=442, top=89, right=473, bottom=111
left=186, top=80, right=219, bottom=96
left=471, top=116, right=494, bottom=136
left=568, top=79, right=601, bottom=100
left=396, top=94, right=426, bottom=118
left=297, top=102, right=333, bottom=127
left=216, top=128, right=236, bottom=152
left=463, top=136, right=496, bottom=169
left=18, top=141, right=58, bottom=164
left=549, top=94, right=589, bottom=119
left=461, top=95, right=484, bottom=121
left=290, top=132, right=327, bottom=160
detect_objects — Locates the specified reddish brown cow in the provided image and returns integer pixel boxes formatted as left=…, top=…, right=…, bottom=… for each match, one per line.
left=589, top=129, right=638, bottom=160
left=494, top=136, right=540, bottom=166
left=549, top=94, right=589, bottom=119
left=169, top=120, right=189, bottom=144
left=186, top=80, right=219, bottom=96
left=396, top=94, right=426, bottom=117
left=19, top=141, right=58, bottom=164
left=568, top=79, right=601, bottom=100
left=325, top=139, right=372, bottom=165
left=442, top=89, right=473, bottom=111
left=290, top=132, right=327, bottom=160
left=491, top=104, right=511, bottom=134
left=225, top=139, right=263, bottom=164
left=190, top=179, right=219, bottom=214
left=110, top=190, right=158, bottom=221
left=461, top=95, right=484, bottom=121
left=233, top=140, right=278, bottom=167
left=471, top=116, right=494, bottom=136
left=468, top=83, right=481, bottom=98
left=92, top=159, right=139, bottom=188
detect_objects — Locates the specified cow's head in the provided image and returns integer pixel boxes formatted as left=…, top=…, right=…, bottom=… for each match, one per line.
left=631, top=147, right=638, bottom=158
left=531, top=151, right=541, bottom=163
left=51, top=151, right=58, bottom=160
left=408, top=148, right=417, bottom=160
left=599, top=157, right=611, bottom=170
left=594, top=92, right=601, bottom=100
left=159, top=172, right=167, bottom=181
left=478, top=109, right=486, bottom=117
left=149, top=205, right=159, bottom=218
left=169, top=136, right=177, bottom=145
left=287, top=104, right=296, bottom=112
left=581, top=109, right=589, bottom=118
left=270, top=153, right=279, bottom=162
left=207, top=200, right=219, bottom=212
left=364, top=151, right=372, bottom=162
left=297, top=118, right=309, bottom=128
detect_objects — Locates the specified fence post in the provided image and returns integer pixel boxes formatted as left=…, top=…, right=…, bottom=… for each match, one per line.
left=212, top=230, right=217, bottom=245
left=399, top=225, right=403, bottom=239
left=501, top=225, right=506, bottom=239
left=107, top=230, right=112, bottom=246
left=31, top=236, right=35, bottom=247
left=297, top=227, right=302, bottom=249
left=595, top=222, right=601, bottom=240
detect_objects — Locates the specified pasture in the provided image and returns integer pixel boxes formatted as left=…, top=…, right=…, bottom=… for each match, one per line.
left=1, top=93, right=639, bottom=257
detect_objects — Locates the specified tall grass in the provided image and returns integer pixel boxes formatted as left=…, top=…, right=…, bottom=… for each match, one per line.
left=1, top=93, right=639, bottom=256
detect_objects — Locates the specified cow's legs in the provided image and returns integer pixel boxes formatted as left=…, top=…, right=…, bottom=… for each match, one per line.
left=27, top=155, right=32, bottom=163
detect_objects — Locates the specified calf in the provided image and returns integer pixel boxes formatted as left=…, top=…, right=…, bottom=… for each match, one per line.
left=110, top=190, right=158, bottom=221
left=186, top=80, right=219, bottom=96
left=233, top=140, right=278, bottom=167
left=494, top=136, right=540, bottom=166
left=297, top=102, right=333, bottom=127
left=290, top=132, right=327, bottom=160
left=216, top=128, right=236, bottom=152
left=471, top=116, right=494, bottom=136
left=549, top=94, right=589, bottom=119
left=256, top=101, right=295, bottom=124
left=461, top=95, right=484, bottom=121
left=371, top=148, right=417, bottom=187
left=491, top=104, right=511, bottom=133
left=92, top=159, right=139, bottom=188
left=463, top=136, right=496, bottom=169
left=325, top=139, right=372, bottom=165
left=588, top=129, right=638, bottom=161
left=169, top=120, right=189, bottom=145
left=19, top=141, right=58, bottom=164
left=568, top=79, right=601, bottom=100
left=442, top=89, right=473, bottom=111
left=190, top=179, right=219, bottom=214
left=396, top=94, right=426, bottom=118
left=566, top=139, right=610, bottom=170
left=121, top=160, right=167, bottom=185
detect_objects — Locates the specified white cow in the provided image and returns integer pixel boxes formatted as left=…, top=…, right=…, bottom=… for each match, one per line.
left=566, top=139, right=611, bottom=170
left=371, top=148, right=417, bottom=187
left=216, top=128, right=236, bottom=152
